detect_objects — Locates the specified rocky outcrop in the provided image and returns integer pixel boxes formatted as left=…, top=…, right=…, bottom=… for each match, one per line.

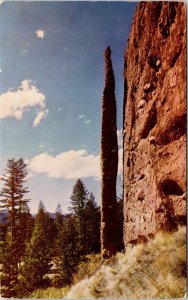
left=123, top=2, right=186, bottom=247
left=101, top=47, right=118, bottom=258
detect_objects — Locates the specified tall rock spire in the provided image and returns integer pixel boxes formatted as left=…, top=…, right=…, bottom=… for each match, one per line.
left=101, top=46, right=118, bottom=259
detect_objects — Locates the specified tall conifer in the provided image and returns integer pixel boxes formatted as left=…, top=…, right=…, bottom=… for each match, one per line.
left=17, top=201, right=56, bottom=296
left=69, top=179, right=88, bottom=254
left=0, top=158, right=30, bottom=298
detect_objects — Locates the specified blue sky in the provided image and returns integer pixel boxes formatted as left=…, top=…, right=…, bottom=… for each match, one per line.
left=0, top=1, right=136, bottom=213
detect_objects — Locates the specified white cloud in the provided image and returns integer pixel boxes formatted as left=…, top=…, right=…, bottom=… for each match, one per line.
left=58, top=107, right=62, bottom=112
left=84, top=119, right=91, bottom=124
left=35, top=29, right=45, bottom=39
left=117, top=129, right=123, bottom=147
left=29, top=146, right=123, bottom=180
left=0, top=79, right=48, bottom=126
left=117, top=129, right=122, bottom=137
left=118, top=148, right=123, bottom=175
left=29, top=149, right=100, bottom=180
left=78, top=114, right=85, bottom=119
left=33, top=108, right=49, bottom=127
left=13, top=110, right=23, bottom=120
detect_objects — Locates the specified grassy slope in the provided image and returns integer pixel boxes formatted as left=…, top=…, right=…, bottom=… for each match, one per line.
left=30, top=226, right=186, bottom=298
left=65, top=226, right=186, bottom=299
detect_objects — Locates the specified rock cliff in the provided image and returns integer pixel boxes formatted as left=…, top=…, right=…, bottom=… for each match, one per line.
left=123, top=2, right=186, bottom=247
left=101, top=47, right=118, bottom=258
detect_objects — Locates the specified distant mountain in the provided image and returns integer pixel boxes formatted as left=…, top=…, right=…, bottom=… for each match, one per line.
left=0, top=211, right=8, bottom=225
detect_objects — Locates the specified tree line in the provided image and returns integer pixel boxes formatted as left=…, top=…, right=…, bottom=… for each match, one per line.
left=0, top=158, right=123, bottom=298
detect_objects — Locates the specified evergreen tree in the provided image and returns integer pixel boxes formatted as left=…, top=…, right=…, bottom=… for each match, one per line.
left=69, top=179, right=88, bottom=254
left=0, top=158, right=30, bottom=298
left=1, top=233, right=20, bottom=297
left=54, top=203, right=64, bottom=229
left=54, top=214, right=80, bottom=287
left=0, top=159, right=29, bottom=238
left=17, top=201, right=56, bottom=296
left=0, top=211, right=8, bottom=242
left=84, top=192, right=100, bottom=253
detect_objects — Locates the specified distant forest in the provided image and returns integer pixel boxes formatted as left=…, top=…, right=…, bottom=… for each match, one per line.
left=0, top=158, right=123, bottom=298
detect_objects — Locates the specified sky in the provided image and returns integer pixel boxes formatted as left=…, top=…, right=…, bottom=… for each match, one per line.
left=0, top=1, right=137, bottom=213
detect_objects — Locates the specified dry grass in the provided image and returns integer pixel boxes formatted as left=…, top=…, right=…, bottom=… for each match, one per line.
left=29, top=286, right=69, bottom=298
left=72, top=253, right=102, bottom=285
left=65, top=226, right=186, bottom=299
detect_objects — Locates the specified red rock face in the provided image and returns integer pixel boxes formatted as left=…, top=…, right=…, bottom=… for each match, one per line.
left=123, top=2, right=186, bottom=247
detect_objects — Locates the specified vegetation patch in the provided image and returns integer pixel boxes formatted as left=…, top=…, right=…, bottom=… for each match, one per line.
left=65, top=227, right=186, bottom=299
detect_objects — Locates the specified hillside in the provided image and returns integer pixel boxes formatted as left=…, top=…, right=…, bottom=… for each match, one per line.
left=65, top=227, right=186, bottom=299
left=30, top=227, right=186, bottom=298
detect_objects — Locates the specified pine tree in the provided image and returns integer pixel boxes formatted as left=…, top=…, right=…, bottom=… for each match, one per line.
left=69, top=179, right=88, bottom=254
left=54, top=214, right=81, bottom=287
left=1, top=233, right=20, bottom=297
left=0, top=159, right=29, bottom=238
left=17, top=201, right=56, bottom=296
left=54, top=203, right=64, bottom=229
left=84, top=192, right=100, bottom=253
left=0, top=158, right=30, bottom=298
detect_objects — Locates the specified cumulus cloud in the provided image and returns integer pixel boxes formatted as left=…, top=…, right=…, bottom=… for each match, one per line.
left=33, top=108, right=49, bottom=127
left=29, top=150, right=100, bottom=180
left=0, top=79, right=48, bottom=126
left=29, top=146, right=122, bottom=180
left=35, top=29, right=45, bottom=39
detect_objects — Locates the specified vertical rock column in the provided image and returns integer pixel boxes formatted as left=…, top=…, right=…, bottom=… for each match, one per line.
left=101, top=46, right=118, bottom=259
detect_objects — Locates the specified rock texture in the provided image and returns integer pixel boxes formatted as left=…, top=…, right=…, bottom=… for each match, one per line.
left=123, top=2, right=186, bottom=247
left=101, top=47, right=118, bottom=258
